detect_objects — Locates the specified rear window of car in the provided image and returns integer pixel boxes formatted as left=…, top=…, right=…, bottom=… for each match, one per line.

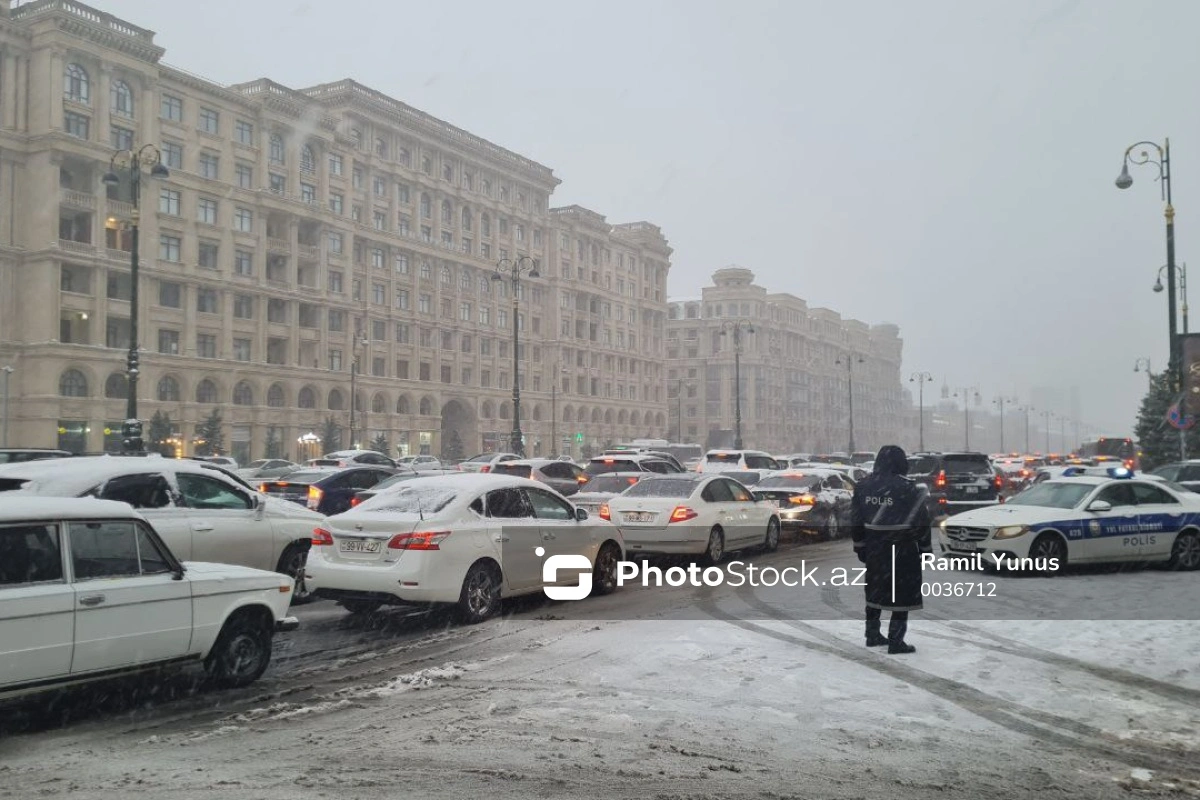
left=908, top=456, right=937, bottom=474
left=623, top=478, right=696, bottom=498
left=491, top=463, right=533, bottom=478
left=275, top=471, right=330, bottom=484
left=465, top=453, right=497, bottom=463
left=582, top=475, right=641, bottom=493
left=942, top=456, right=993, bottom=475
left=743, top=456, right=775, bottom=469
left=586, top=459, right=639, bottom=475
left=757, top=475, right=821, bottom=490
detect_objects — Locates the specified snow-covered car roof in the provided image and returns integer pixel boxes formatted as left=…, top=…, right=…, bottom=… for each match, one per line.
left=331, top=474, right=550, bottom=519
left=0, top=455, right=243, bottom=496
left=0, top=496, right=145, bottom=521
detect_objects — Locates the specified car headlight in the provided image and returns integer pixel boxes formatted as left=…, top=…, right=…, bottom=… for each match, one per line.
left=939, top=519, right=948, bottom=530
left=993, top=525, right=1030, bottom=540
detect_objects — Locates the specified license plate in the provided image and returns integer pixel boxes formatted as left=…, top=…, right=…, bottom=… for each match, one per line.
left=339, top=538, right=381, bottom=553
left=624, top=511, right=655, bottom=522
left=965, top=486, right=979, bottom=494
left=947, top=541, right=977, bottom=552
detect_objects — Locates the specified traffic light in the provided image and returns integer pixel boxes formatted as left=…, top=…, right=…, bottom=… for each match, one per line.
left=121, top=419, right=144, bottom=453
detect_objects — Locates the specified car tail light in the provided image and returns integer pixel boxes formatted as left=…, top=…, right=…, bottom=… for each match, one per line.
left=350, top=496, right=362, bottom=507
left=311, top=527, right=333, bottom=547
left=307, top=486, right=323, bottom=509
left=259, top=483, right=269, bottom=493
left=669, top=506, right=698, bottom=523
left=386, top=531, right=450, bottom=550
left=994, top=474, right=1004, bottom=488
left=480, top=465, right=491, bottom=473
left=789, top=495, right=817, bottom=506
left=599, top=504, right=611, bottom=521
left=935, top=470, right=946, bottom=488
left=627, top=476, right=639, bottom=485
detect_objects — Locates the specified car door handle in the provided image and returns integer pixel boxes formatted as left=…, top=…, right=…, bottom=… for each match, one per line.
left=192, top=522, right=214, bottom=531
left=542, top=532, right=556, bottom=540
left=493, top=534, right=510, bottom=543
left=79, top=594, right=105, bottom=607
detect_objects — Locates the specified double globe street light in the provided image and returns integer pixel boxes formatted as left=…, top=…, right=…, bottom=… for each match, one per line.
left=719, top=321, right=754, bottom=449
left=493, top=256, right=539, bottom=457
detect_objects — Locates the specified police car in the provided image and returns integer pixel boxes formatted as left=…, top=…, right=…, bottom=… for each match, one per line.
left=936, top=467, right=1200, bottom=574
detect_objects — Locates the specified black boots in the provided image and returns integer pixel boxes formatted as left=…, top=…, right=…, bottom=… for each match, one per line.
left=866, top=633, right=888, bottom=647
left=866, top=607, right=914, bottom=652
left=888, top=641, right=916, bottom=654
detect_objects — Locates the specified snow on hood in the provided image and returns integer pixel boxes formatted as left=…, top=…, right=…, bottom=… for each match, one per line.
left=181, top=561, right=290, bottom=582
left=946, top=503, right=1079, bottom=527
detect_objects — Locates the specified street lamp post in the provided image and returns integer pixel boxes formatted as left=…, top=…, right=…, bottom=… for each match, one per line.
left=348, top=336, right=367, bottom=449
left=909, top=372, right=933, bottom=452
left=1043, top=410, right=1054, bottom=454
left=1, top=365, right=12, bottom=448
left=493, top=256, right=540, bottom=456
left=992, top=396, right=1017, bottom=452
left=719, top=321, right=754, bottom=449
left=953, top=386, right=981, bottom=450
left=836, top=353, right=865, bottom=453
left=1060, top=414, right=1070, bottom=454
left=102, top=144, right=169, bottom=453
left=1134, top=357, right=1153, bottom=388
left=1019, top=405, right=1033, bottom=454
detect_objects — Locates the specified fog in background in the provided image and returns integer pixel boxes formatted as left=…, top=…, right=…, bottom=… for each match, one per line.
left=92, top=0, right=1200, bottom=435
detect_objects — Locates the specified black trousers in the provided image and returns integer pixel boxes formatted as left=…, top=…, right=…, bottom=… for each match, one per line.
left=865, top=607, right=908, bottom=642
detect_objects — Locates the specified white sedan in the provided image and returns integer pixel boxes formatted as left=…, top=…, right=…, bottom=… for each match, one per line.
left=0, top=456, right=323, bottom=601
left=0, top=497, right=298, bottom=700
left=305, top=475, right=624, bottom=623
left=939, top=470, right=1200, bottom=573
left=601, top=473, right=781, bottom=563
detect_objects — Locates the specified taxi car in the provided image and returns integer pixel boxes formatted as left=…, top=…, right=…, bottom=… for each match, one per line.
left=1, top=498, right=298, bottom=700
left=937, top=467, right=1200, bottom=574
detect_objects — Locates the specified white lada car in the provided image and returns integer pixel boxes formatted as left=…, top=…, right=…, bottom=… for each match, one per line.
left=937, top=468, right=1200, bottom=574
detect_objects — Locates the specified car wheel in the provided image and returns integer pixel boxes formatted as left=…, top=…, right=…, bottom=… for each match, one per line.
left=276, top=544, right=313, bottom=604
left=1028, top=532, right=1067, bottom=576
left=458, top=560, right=503, bottom=624
left=591, top=542, right=622, bottom=595
left=762, top=517, right=780, bottom=553
left=205, top=611, right=273, bottom=688
left=700, top=527, right=725, bottom=567
left=341, top=599, right=382, bottom=615
left=1168, top=530, right=1200, bottom=571
left=822, top=512, right=841, bottom=541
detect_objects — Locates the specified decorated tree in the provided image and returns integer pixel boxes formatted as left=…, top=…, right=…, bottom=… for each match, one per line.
left=194, top=409, right=224, bottom=456
left=148, top=410, right=173, bottom=457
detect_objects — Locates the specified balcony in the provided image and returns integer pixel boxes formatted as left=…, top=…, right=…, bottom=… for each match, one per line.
left=298, top=243, right=320, bottom=261
left=57, top=239, right=94, bottom=255
left=267, top=237, right=290, bottom=255
left=106, top=199, right=134, bottom=220
left=60, top=188, right=95, bottom=210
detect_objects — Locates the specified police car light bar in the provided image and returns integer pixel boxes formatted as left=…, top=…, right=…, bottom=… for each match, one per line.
left=1060, top=466, right=1133, bottom=478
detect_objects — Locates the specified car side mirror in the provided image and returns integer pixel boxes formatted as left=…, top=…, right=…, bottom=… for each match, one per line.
left=252, top=492, right=266, bottom=519
left=575, top=506, right=589, bottom=521
left=1087, top=500, right=1112, bottom=513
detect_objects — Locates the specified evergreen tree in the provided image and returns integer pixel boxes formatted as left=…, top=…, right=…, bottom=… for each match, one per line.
left=264, top=426, right=282, bottom=459
left=148, top=411, right=173, bottom=457
left=369, top=432, right=389, bottom=454
left=320, top=415, right=342, bottom=453
left=195, top=409, right=224, bottom=456
left=441, top=429, right=465, bottom=463
left=1134, top=371, right=1193, bottom=469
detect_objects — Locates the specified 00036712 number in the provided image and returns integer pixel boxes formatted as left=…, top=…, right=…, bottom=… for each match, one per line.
left=922, top=582, right=997, bottom=597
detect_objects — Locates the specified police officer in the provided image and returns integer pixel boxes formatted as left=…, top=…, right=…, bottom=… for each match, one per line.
left=850, top=445, right=931, bottom=654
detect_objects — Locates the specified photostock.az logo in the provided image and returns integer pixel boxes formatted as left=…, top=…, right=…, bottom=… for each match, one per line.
left=536, top=546, right=592, bottom=601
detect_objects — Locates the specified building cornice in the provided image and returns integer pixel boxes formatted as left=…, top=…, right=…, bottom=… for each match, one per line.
left=12, top=0, right=164, bottom=63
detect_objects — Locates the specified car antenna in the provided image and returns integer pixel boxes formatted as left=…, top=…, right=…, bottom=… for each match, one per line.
left=417, top=491, right=425, bottom=522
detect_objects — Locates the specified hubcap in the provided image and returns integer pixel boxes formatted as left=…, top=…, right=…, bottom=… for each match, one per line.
left=226, top=633, right=263, bottom=677
left=468, top=570, right=496, bottom=614
left=1033, top=538, right=1062, bottom=562
left=766, top=522, right=779, bottom=548
left=709, top=531, right=723, bottom=561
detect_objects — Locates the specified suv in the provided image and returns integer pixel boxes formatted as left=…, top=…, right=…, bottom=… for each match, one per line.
left=490, top=458, right=589, bottom=496
left=907, top=452, right=1003, bottom=516
left=0, top=497, right=298, bottom=700
left=584, top=454, right=681, bottom=477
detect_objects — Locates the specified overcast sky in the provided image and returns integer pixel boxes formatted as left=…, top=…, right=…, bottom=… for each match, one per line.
left=90, top=0, right=1200, bottom=435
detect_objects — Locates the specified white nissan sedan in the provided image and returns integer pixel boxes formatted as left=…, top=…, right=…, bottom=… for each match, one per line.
left=305, top=475, right=624, bottom=623
left=601, top=473, right=781, bottom=563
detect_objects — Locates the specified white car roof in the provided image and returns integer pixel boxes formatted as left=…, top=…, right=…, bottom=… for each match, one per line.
left=0, top=496, right=143, bottom=522
left=0, top=455, right=235, bottom=496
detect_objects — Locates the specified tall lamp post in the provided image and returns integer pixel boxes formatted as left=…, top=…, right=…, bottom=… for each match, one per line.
left=909, top=371, right=933, bottom=452
left=1134, top=357, right=1154, bottom=388
left=347, top=335, right=367, bottom=449
left=493, top=256, right=540, bottom=456
left=952, top=386, right=981, bottom=450
left=1060, top=414, right=1070, bottom=454
left=1019, top=405, right=1034, bottom=454
left=102, top=144, right=169, bottom=452
left=992, top=395, right=1017, bottom=453
left=1, top=365, right=12, bottom=448
left=836, top=353, right=865, bottom=453
left=719, top=321, right=754, bottom=449
left=1042, top=410, right=1055, bottom=454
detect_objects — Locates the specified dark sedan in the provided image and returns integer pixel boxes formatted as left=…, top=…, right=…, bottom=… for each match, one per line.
left=349, top=469, right=461, bottom=506
left=260, top=466, right=396, bottom=516
left=751, top=470, right=854, bottom=540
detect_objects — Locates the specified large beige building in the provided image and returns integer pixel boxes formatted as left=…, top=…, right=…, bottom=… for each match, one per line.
left=666, top=268, right=904, bottom=454
left=0, top=0, right=671, bottom=462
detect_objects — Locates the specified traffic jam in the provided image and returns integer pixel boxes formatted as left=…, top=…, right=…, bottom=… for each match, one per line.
left=1, top=440, right=1198, bottom=707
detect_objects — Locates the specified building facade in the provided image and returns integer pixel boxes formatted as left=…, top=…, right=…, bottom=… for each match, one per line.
left=666, top=268, right=903, bottom=454
left=0, top=0, right=671, bottom=461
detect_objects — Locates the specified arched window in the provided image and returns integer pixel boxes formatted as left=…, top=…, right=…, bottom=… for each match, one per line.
left=157, top=376, right=180, bottom=402
left=58, top=369, right=88, bottom=398
left=442, top=164, right=453, bottom=182
left=196, top=379, right=217, bottom=404
left=104, top=372, right=127, bottom=399
left=267, top=383, right=285, bottom=408
left=298, top=386, right=316, bottom=409
left=481, top=400, right=494, bottom=419
left=64, top=63, right=89, bottom=103
left=440, top=200, right=452, bottom=224
left=300, top=144, right=315, bottom=173
left=481, top=213, right=491, bottom=238
left=461, top=206, right=472, bottom=231
left=232, top=381, right=253, bottom=406
left=269, top=133, right=285, bottom=165
left=421, top=155, right=432, bottom=174
left=372, top=393, right=386, bottom=413
left=419, top=397, right=433, bottom=416
left=328, top=389, right=345, bottom=410
left=440, top=266, right=452, bottom=286
left=499, top=402, right=511, bottom=420
left=420, top=193, right=431, bottom=219
left=110, top=79, right=133, bottom=117
left=397, top=147, right=410, bottom=166
left=396, top=395, right=410, bottom=414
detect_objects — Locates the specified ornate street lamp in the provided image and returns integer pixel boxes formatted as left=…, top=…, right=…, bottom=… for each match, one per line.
left=492, top=256, right=540, bottom=456
left=908, top=371, right=933, bottom=452
left=719, top=321, right=754, bottom=449
left=836, top=352, right=865, bottom=452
